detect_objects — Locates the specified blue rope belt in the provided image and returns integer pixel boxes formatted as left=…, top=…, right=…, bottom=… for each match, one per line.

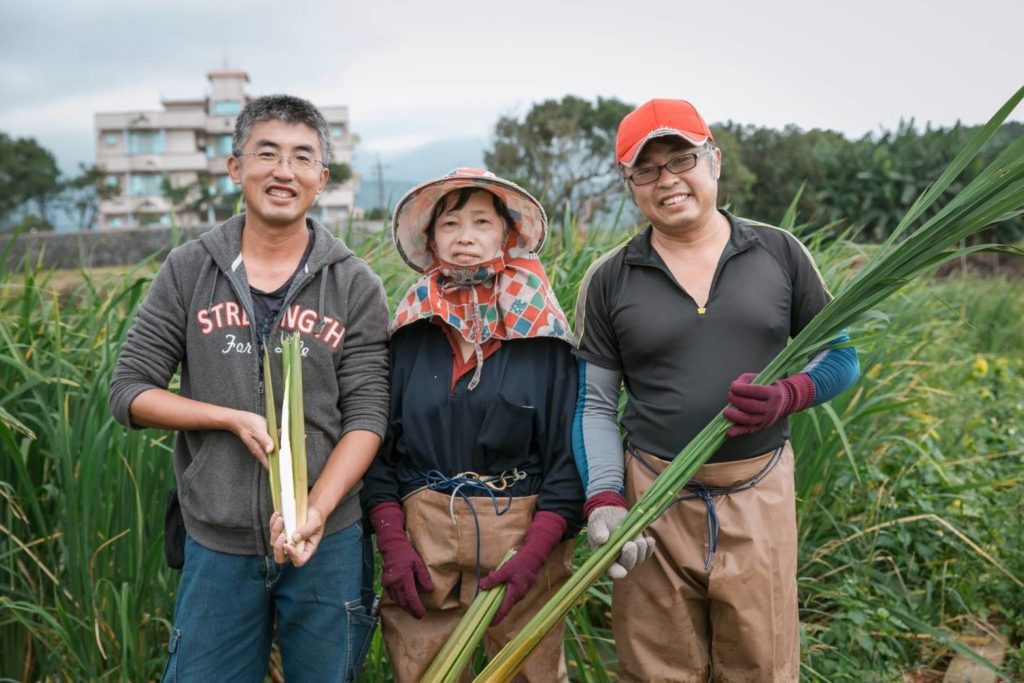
left=629, top=444, right=784, bottom=572
left=405, top=468, right=528, bottom=594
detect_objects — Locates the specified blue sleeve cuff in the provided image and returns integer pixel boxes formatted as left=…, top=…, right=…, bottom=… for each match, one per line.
left=572, top=358, right=590, bottom=489
left=804, top=331, right=860, bottom=405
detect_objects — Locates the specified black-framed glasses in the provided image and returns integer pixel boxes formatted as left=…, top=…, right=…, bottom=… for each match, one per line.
left=238, top=150, right=324, bottom=172
left=627, top=149, right=713, bottom=186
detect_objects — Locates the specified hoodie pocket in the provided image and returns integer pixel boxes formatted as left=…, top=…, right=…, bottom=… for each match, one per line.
left=179, top=431, right=254, bottom=530
left=477, top=393, right=535, bottom=471
left=181, top=430, right=329, bottom=530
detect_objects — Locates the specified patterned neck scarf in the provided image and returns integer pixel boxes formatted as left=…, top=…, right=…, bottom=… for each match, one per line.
left=390, top=236, right=573, bottom=390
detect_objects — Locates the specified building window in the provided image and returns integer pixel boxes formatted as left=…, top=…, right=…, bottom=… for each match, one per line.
left=137, top=212, right=166, bottom=227
left=217, top=174, right=238, bottom=195
left=212, top=99, right=241, bottom=116
left=104, top=133, right=118, bottom=147
left=217, top=134, right=233, bottom=157
left=331, top=125, right=344, bottom=139
left=105, top=175, right=120, bottom=189
left=110, top=217, right=123, bottom=228
left=128, top=174, right=164, bottom=197
left=127, top=131, right=164, bottom=155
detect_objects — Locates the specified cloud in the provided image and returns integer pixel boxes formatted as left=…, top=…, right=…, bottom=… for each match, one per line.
left=0, top=1, right=381, bottom=108
left=2, top=0, right=1021, bottom=176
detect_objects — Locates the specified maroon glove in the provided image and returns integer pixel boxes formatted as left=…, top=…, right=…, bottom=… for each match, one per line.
left=724, top=372, right=815, bottom=438
left=369, top=501, right=434, bottom=619
left=478, top=510, right=566, bottom=625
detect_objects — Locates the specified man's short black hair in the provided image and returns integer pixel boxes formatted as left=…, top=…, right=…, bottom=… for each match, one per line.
left=232, top=94, right=332, bottom=162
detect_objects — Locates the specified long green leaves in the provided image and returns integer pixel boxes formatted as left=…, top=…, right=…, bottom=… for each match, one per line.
left=475, top=86, right=1024, bottom=681
left=421, top=551, right=512, bottom=683
left=0, top=264, right=170, bottom=679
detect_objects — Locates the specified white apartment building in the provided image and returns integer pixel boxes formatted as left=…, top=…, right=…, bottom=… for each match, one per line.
left=95, top=69, right=359, bottom=229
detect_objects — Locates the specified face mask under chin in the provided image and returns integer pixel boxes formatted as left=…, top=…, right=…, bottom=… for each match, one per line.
left=435, top=252, right=507, bottom=286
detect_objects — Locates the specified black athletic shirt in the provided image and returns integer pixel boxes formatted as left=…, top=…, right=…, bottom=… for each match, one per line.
left=574, top=212, right=830, bottom=462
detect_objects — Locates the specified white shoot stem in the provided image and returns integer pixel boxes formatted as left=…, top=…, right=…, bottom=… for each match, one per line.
left=279, top=364, right=298, bottom=543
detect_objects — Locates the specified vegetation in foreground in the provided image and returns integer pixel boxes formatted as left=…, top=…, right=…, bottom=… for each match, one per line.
left=1, top=225, right=1021, bottom=681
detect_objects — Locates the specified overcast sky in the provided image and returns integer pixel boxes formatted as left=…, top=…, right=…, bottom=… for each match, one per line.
left=2, top=0, right=1022, bottom=175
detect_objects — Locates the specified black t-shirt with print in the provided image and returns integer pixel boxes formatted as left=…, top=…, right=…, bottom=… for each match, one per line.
left=251, top=228, right=315, bottom=345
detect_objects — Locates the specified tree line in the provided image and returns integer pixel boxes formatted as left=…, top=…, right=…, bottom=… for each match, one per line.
left=0, top=132, right=351, bottom=233
left=0, top=132, right=116, bottom=233
left=4, top=98, right=1022, bottom=241
left=485, top=96, right=1024, bottom=242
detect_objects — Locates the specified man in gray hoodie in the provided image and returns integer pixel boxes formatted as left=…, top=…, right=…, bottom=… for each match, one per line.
left=109, top=95, right=389, bottom=682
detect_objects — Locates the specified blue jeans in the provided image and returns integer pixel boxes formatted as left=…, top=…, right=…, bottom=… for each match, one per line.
left=161, top=521, right=377, bottom=682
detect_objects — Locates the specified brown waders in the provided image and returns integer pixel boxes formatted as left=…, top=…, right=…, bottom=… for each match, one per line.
left=613, top=442, right=800, bottom=682
left=380, top=488, right=574, bottom=683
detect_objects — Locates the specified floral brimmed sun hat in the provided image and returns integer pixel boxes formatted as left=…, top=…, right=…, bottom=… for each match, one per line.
left=392, top=167, right=548, bottom=271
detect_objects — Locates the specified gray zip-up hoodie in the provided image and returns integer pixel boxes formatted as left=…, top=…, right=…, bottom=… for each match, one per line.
left=109, top=214, right=389, bottom=555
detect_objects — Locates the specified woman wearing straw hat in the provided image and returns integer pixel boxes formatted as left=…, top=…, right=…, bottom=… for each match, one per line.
left=361, top=168, right=584, bottom=682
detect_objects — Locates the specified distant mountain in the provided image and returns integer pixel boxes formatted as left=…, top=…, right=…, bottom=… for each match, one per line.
left=352, top=136, right=487, bottom=210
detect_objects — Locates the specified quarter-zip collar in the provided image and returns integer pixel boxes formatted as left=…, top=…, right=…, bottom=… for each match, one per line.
left=622, top=210, right=760, bottom=314
left=623, top=210, right=760, bottom=269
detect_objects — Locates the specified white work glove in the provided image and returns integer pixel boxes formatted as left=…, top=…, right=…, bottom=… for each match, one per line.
left=585, top=493, right=656, bottom=580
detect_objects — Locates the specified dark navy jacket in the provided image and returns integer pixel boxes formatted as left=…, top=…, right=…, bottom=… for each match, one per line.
left=362, top=321, right=584, bottom=533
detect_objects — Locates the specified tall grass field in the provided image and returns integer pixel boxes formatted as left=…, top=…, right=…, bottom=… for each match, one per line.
left=1, top=221, right=1021, bottom=681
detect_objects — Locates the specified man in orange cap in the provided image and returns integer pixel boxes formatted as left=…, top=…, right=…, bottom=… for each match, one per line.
left=572, top=98, right=860, bottom=680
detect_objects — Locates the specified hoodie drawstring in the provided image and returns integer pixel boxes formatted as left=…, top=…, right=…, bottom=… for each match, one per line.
left=313, top=263, right=330, bottom=335
left=206, top=263, right=219, bottom=311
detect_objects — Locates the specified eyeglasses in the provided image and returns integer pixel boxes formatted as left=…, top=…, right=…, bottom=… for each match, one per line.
left=626, top=149, right=713, bottom=186
left=238, top=150, right=324, bottom=172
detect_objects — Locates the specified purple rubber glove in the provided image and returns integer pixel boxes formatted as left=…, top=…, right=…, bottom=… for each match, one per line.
left=369, top=501, right=434, bottom=619
left=479, top=510, right=566, bottom=625
left=723, top=372, right=815, bottom=438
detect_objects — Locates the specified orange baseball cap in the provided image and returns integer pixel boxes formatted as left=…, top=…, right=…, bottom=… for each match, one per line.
left=616, top=99, right=714, bottom=167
